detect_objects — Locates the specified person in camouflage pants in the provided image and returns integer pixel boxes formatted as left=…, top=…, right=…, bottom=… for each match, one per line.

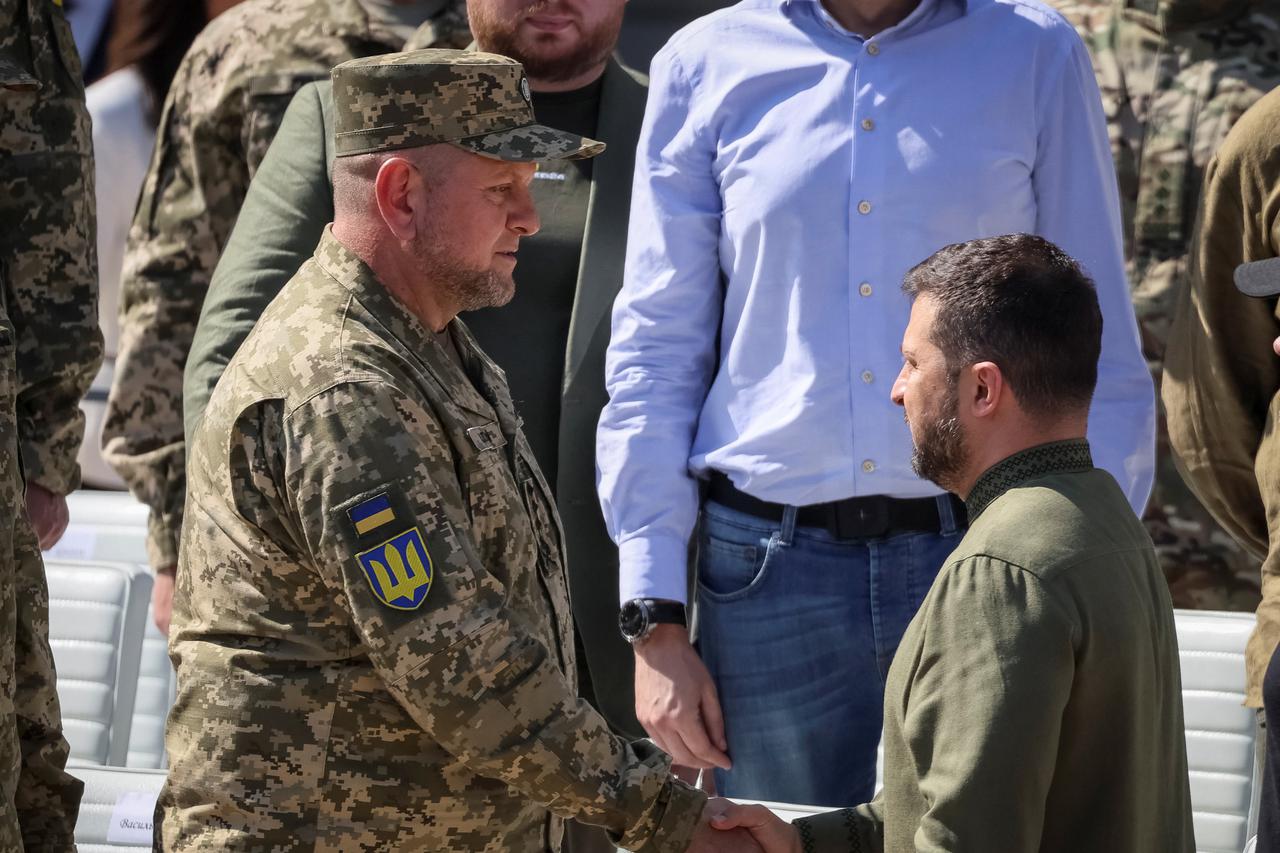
left=0, top=0, right=104, bottom=846
left=1052, top=0, right=1280, bottom=610
left=101, top=0, right=470, bottom=635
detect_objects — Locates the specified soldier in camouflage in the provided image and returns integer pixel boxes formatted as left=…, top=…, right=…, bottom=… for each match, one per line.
left=1060, top=0, right=1280, bottom=610
left=0, top=0, right=103, bottom=846
left=160, top=50, right=754, bottom=853
left=101, top=0, right=471, bottom=635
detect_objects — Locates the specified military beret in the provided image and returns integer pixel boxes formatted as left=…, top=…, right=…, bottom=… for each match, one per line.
left=331, top=48, right=605, bottom=161
left=1235, top=258, right=1280, bottom=298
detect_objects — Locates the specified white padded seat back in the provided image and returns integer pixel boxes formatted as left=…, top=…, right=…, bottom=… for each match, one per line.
left=47, top=560, right=152, bottom=766
left=126, top=605, right=174, bottom=768
left=49, top=491, right=149, bottom=566
left=1176, top=609, right=1260, bottom=853
left=71, top=765, right=165, bottom=851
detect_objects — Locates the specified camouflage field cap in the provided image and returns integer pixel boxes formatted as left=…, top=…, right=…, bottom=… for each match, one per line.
left=331, top=48, right=605, bottom=161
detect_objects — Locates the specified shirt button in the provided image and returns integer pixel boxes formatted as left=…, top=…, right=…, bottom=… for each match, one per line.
left=857, top=200, right=872, bottom=215
left=862, top=460, right=877, bottom=473
left=861, top=118, right=875, bottom=131
left=867, top=42, right=880, bottom=56
left=859, top=282, right=873, bottom=297
left=861, top=370, right=874, bottom=384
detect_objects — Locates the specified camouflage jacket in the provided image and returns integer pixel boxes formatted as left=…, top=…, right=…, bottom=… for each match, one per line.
left=101, top=0, right=470, bottom=571
left=160, top=229, right=706, bottom=851
left=1091, top=0, right=1280, bottom=366
left=0, top=0, right=102, bottom=497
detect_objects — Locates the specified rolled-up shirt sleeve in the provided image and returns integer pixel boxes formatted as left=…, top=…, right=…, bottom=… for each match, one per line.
left=596, top=50, right=724, bottom=605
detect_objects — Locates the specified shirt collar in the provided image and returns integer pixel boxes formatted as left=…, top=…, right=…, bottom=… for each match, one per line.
left=780, top=0, right=969, bottom=26
left=964, top=439, right=1094, bottom=521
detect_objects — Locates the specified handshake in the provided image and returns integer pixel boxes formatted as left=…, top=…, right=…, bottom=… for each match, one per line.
left=687, top=799, right=803, bottom=853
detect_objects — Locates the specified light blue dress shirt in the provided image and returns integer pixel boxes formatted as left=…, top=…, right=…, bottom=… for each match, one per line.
left=597, top=0, right=1156, bottom=604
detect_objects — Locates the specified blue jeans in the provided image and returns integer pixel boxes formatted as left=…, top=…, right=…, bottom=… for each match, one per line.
left=695, top=496, right=964, bottom=807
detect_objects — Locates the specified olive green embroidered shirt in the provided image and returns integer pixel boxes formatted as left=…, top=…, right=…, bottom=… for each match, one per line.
left=795, top=440, right=1194, bottom=853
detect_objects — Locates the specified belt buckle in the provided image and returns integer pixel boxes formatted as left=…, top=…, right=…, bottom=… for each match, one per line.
left=833, top=498, right=890, bottom=539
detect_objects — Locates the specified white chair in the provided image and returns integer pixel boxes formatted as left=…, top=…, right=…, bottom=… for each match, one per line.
left=70, top=764, right=166, bottom=851
left=47, top=560, right=152, bottom=766
left=1175, top=609, right=1261, bottom=853
left=49, top=490, right=149, bottom=566
left=125, top=605, right=174, bottom=769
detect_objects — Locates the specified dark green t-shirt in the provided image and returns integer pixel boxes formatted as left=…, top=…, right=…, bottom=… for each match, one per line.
left=463, top=78, right=601, bottom=490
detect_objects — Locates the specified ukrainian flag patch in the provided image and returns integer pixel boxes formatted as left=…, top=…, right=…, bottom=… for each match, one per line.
left=357, top=527, right=434, bottom=610
left=348, top=493, right=396, bottom=536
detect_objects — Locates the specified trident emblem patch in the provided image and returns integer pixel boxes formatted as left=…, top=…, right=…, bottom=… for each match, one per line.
left=356, top=528, right=434, bottom=610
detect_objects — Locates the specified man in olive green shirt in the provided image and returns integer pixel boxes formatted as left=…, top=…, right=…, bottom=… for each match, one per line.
left=710, top=234, right=1193, bottom=852
left=1163, top=85, right=1280, bottom=711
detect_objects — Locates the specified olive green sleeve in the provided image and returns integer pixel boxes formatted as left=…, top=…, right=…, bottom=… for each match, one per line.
left=1162, top=93, right=1280, bottom=563
left=793, top=802, right=883, bottom=852
left=899, top=558, right=1074, bottom=852
left=184, top=80, right=337, bottom=443
left=1163, top=89, right=1280, bottom=706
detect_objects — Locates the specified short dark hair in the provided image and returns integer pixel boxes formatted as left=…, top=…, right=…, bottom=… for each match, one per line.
left=902, top=233, right=1103, bottom=419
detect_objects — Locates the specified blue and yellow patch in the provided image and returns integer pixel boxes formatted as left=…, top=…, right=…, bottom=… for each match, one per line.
left=348, top=493, right=396, bottom=536
left=357, top=527, right=434, bottom=610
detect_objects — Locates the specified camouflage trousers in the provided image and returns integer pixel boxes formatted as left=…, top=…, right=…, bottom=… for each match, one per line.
left=1147, top=395, right=1261, bottom=613
left=0, top=311, right=81, bottom=850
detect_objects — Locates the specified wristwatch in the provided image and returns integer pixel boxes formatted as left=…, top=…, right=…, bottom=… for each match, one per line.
left=619, top=598, right=687, bottom=644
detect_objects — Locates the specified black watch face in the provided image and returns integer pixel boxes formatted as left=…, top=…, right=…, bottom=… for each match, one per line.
left=619, top=600, right=647, bottom=640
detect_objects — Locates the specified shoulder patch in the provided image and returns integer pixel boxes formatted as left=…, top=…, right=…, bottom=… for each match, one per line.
left=357, top=527, right=434, bottom=610
left=348, top=492, right=397, bottom=536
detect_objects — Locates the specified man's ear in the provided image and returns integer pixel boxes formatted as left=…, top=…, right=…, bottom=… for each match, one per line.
left=373, top=157, right=419, bottom=242
left=967, top=361, right=1004, bottom=420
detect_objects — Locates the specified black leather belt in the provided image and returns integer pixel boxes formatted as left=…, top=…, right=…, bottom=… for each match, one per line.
left=706, top=471, right=967, bottom=540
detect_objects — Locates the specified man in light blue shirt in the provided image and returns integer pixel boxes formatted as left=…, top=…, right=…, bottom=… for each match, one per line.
left=597, top=0, right=1154, bottom=808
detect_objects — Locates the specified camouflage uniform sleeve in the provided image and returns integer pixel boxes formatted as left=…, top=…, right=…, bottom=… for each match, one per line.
left=102, top=46, right=299, bottom=570
left=1, top=0, right=102, bottom=496
left=284, top=379, right=705, bottom=852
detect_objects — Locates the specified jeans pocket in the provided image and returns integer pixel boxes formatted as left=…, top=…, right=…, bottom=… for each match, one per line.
left=698, top=531, right=777, bottom=601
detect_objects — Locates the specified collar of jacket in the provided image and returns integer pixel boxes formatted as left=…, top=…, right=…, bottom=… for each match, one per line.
left=964, top=439, right=1094, bottom=521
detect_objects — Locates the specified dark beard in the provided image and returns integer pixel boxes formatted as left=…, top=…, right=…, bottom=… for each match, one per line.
left=909, top=388, right=968, bottom=493
left=471, top=2, right=622, bottom=84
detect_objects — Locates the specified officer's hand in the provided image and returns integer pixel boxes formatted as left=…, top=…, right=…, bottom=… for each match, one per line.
left=686, top=800, right=765, bottom=853
left=152, top=568, right=175, bottom=636
left=709, top=801, right=801, bottom=853
left=25, top=482, right=68, bottom=550
left=634, top=624, right=731, bottom=771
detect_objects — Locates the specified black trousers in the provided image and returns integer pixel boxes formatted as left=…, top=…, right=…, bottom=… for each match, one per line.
left=1258, top=646, right=1280, bottom=851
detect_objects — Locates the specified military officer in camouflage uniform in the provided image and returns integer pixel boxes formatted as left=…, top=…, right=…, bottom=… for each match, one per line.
left=161, top=51, right=755, bottom=853
left=101, top=0, right=470, bottom=635
left=1079, top=0, right=1280, bottom=609
left=0, top=0, right=103, bottom=845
